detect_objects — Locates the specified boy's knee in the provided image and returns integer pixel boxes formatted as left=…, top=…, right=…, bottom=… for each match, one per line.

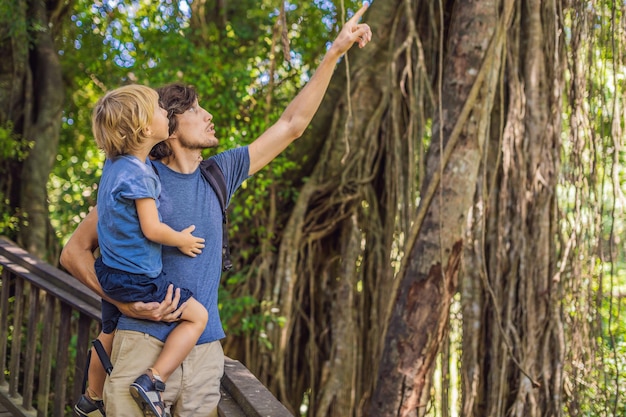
left=191, top=298, right=208, bottom=326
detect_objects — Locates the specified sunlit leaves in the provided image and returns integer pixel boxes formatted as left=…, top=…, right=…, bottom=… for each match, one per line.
left=50, top=0, right=368, bottom=346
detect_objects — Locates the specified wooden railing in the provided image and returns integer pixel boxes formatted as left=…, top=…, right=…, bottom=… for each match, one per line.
left=0, top=237, right=293, bottom=417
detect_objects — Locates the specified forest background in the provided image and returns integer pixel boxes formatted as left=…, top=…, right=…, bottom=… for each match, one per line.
left=0, top=0, right=624, bottom=416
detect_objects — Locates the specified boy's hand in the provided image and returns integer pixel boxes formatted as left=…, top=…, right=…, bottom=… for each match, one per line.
left=177, top=225, right=205, bottom=257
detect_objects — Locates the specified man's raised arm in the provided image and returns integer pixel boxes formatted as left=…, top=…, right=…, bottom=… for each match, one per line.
left=247, top=3, right=372, bottom=175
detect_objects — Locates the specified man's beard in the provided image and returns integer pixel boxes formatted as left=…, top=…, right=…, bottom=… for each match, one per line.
left=179, top=136, right=215, bottom=150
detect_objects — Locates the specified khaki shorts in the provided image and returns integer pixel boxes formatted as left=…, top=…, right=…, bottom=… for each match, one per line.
left=103, top=330, right=224, bottom=417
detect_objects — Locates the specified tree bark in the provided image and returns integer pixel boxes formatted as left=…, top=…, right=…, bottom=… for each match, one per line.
left=264, top=1, right=421, bottom=415
left=0, top=0, right=67, bottom=262
left=0, top=1, right=30, bottom=238
left=462, top=0, right=565, bottom=416
left=369, top=0, right=502, bottom=415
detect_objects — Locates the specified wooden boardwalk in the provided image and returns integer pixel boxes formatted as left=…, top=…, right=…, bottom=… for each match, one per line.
left=0, top=401, right=14, bottom=417
left=0, top=237, right=294, bottom=417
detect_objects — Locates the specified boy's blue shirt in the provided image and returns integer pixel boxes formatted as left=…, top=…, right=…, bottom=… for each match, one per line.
left=97, top=155, right=162, bottom=278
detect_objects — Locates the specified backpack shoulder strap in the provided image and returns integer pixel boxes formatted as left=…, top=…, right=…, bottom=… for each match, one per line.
left=80, top=339, right=113, bottom=396
left=199, top=159, right=227, bottom=212
left=199, top=159, right=233, bottom=271
left=93, top=339, right=113, bottom=375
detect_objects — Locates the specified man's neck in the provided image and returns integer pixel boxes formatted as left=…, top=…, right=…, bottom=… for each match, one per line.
left=162, top=148, right=203, bottom=174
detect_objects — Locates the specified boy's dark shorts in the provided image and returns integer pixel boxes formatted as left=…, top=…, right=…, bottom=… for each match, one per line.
left=95, top=257, right=193, bottom=334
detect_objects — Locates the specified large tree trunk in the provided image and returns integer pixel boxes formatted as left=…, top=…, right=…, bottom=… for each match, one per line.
left=368, top=1, right=506, bottom=415
left=260, top=1, right=432, bottom=415
left=462, top=1, right=565, bottom=416
left=0, top=0, right=67, bottom=262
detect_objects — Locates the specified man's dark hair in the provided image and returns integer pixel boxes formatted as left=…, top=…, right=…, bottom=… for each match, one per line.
left=150, top=83, right=198, bottom=160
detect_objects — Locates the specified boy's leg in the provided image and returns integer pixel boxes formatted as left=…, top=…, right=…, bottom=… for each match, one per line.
left=74, top=332, right=113, bottom=417
left=171, top=341, right=224, bottom=417
left=87, top=332, right=113, bottom=399
left=128, top=298, right=207, bottom=416
left=75, top=295, right=116, bottom=417
left=104, top=330, right=179, bottom=417
left=74, top=332, right=111, bottom=417
left=150, top=297, right=208, bottom=381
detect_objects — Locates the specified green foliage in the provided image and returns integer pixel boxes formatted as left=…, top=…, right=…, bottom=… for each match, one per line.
left=0, top=122, right=32, bottom=161
left=0, top=196, right=20, bottom=236
left=597, top=264, right=626, bottom=416
left=218, top=269, right=286, bottom=350
left=0, top=1, right=26, bottom=42
left=0, top=122, right=32, bottom=237
left=49, top=0, right=364, bottom=339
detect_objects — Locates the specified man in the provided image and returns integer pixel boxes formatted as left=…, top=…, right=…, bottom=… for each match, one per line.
left=60, top=5, right=372, bottom=416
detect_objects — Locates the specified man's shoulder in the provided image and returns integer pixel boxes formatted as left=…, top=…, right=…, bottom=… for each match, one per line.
left=148, top=158, right=161, bottom=170
left=209, top=146, right=250, bottom=173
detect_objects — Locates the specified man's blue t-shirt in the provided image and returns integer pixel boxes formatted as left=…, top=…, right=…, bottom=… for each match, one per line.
left=97, top=155, right=162, bottom=278
left=117, top=146, right=250, bottom=344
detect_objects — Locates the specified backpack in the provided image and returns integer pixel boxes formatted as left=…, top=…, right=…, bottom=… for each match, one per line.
left=154, top=158, right=233, bottom=272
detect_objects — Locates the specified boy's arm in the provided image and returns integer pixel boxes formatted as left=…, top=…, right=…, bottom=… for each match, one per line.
left=60, top=207, right=186, bottom=321
left=247, top=3, right=372, bottom=175
left=135, top=198, right=205, bottom=256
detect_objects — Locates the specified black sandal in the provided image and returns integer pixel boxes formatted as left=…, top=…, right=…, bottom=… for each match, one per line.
left=129, top=373, right=166, bottom=417
left=74, top=394, right=106, bottom=417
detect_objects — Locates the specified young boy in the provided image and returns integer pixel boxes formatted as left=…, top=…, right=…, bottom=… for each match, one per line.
left=75, top=85, right=208, bottom=417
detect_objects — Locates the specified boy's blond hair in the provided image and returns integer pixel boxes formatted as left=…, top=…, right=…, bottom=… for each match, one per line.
left=92, top=84, right=159, bottom=158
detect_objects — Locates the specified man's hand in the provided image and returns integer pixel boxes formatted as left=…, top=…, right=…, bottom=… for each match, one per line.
left=330, top=3, right=372, bottom=55
left=116, top=284, right=188, bottom=322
